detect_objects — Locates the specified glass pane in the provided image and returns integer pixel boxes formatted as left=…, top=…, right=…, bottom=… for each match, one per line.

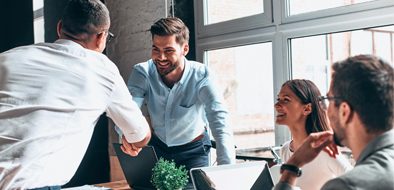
left=205, top=0, right=264, bottom=25
left=206, top=43, right=275, bottom=150
left=34, top=17, right=45, bottom=43
left=33, top=0, right=43, bottom=11
left=288, top=0, right=376, bottom=16
left=33, top=0, right=45, bottom=43
left=290, top=25, right=394, bottom=95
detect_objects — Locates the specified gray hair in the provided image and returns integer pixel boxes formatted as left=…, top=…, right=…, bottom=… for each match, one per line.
left=61, top=0, right=110, bottom=35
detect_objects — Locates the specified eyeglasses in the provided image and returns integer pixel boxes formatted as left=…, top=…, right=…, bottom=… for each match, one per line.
left=106, top=31, right=115, bottom=43
left=319, top=95, right=342, bottom=109
left=98, top=30, right=115, bottom=43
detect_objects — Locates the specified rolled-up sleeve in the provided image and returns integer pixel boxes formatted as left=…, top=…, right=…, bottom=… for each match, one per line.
left=106, top=72, right=149, bottom=143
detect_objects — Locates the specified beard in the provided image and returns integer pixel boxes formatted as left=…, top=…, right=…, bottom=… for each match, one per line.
left=331, top=118, right=345, bottom=147
left=154, top=60, right=177, bottom=76
left=333, top=133, right=344, bottom=147
left=328, top=110, right=345, bottom=147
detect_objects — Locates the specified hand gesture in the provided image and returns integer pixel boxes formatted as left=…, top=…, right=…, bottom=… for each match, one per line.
left=120, top=135, right=142, bottom=156
left=287, top=131, right=338, bottom=167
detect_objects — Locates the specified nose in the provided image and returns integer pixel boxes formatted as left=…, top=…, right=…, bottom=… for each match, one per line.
left=274, top=101, right=280, bottom=109
left=157, top=51, right=167, bottom=61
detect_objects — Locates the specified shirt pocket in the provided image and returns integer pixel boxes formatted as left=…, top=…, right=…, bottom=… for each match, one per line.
left=172, top=104, right=199, bottom=125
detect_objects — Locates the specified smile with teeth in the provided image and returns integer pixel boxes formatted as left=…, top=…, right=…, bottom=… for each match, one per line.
left=156, top=61, right=170, bottom=68
left=276, top=113, right=285, bottom=118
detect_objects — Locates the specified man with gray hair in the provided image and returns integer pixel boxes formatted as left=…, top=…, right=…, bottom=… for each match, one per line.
left=0, top=0, right=151, bottom=189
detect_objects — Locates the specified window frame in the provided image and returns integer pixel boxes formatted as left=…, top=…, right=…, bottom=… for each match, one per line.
left=194, top=0, right=394, bottom=146
left=282, top=0, right=394, bottom=24
left=194, top=0, right=273, bottom=38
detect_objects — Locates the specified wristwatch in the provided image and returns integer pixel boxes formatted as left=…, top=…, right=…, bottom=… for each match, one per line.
left=280, top=164, right=302, bottom=177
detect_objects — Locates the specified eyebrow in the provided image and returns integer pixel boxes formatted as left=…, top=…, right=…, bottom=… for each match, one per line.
left=151, top=45, right=175, bottom=50
left=277, top=94, right=291, bottom=98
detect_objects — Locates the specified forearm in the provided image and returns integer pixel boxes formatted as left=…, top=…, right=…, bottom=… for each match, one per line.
left=215, top=135, right=236, bottom=164
left=131, top=130, right=151, bottom=148
left=209, top=120, right=236, bottom=164
left=278, top=169, right=299, bottom=187
left=275, top=131, right=335, bottom=189
left=274, top=181, right=298, bottom=190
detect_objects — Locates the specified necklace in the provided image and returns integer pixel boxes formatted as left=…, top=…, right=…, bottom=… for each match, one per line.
left=289, top=140, right=295, bottom=152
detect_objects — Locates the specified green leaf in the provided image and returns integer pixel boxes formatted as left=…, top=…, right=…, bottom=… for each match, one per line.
left=151, top=158, right=189, bottom=190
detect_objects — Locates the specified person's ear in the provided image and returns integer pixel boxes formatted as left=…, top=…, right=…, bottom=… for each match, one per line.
left=303, top=103, right=312, bottom=116
left=95, top=32, right=107, bottom=52
left=339, top=102, right=353, bottom=125
left=57, top=20, right=63, bottom=38
left=182, top=43, right=189, bottom=56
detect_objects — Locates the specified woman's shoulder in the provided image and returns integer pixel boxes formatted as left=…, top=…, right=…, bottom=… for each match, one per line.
left=315, top=151, right=353, bottom=173
left=279, top=141, right=292, bottom=161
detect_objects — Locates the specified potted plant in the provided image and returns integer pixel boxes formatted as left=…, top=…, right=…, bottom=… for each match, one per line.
left=151, top=158, right=189, bottom=190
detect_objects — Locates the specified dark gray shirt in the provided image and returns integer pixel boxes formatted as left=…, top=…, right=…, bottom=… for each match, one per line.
left=275, top=129, right=394, bottom=190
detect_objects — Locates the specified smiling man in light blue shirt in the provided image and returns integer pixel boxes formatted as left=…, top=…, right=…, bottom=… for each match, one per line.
left=127, top=17, right=236, bottom=172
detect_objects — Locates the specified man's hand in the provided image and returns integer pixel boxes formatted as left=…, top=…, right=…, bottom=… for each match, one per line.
left=287, top=131, right=338, bottom=167
left=278, top=131, right=339, bottom=187
left=120, top=135, right=142, bottom=156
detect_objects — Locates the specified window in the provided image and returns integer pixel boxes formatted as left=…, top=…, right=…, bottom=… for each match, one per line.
left=205, top=0, right=265, bottom=25
left=33, top=0, right=44, bottom=43
left=195, top=0, right=272, bottom=37
left=287, top=0, right=376, bottom=16
left=195, top=0, right=394, bottom=151
left=207, top=43, right=275, bottom=149
left=291, top=25, right=394, bottom=93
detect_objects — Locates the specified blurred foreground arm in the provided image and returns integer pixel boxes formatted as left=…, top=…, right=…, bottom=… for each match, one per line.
left=275, top=131, right=338, bottom=189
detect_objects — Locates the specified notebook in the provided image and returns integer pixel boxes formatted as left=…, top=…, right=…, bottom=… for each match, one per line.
left=190, top=161, right=274, bottom=190
left=113, top=143, right=158, bottom=190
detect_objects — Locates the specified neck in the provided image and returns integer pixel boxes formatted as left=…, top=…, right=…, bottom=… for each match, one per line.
left=289, top=123, right=308, bottom=151
left=161, top=59, right=185, bottom=88
left=348, top=128, right=383, bottom=161
left=59, top=32, right=98, bottom=51
left=342, top=113, right=385, bottom=161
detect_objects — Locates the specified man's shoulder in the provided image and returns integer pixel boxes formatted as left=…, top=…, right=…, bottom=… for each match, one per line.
left=187, top=60, right=206, bottom=69
left=133, top=60, right=154, bottom=71
left=322, top=167, right=372, bottom=190
left=323, top=154, right=394, bottom=190
left=0, top=43, right=42, bottom=55
left=187, top=60, right=209, bottom=77
left=321, top=177, right=352, bottom=190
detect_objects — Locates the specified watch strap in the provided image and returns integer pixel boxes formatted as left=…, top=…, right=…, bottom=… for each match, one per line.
left=280, top=164, right=302, bottom=177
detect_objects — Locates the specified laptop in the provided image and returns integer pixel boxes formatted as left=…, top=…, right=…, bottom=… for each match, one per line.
left=113, top=143, right=158, bottom=190
left=190, top=161, right=274, bottom=190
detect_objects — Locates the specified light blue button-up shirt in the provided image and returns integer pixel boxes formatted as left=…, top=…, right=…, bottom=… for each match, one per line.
left=127, top=59, right=235, bottom=164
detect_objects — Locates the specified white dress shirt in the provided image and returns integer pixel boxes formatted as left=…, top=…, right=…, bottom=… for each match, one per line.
left=0, top=39, right=149, bottom=189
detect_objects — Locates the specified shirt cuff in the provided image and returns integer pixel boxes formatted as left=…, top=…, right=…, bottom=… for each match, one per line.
left=274, top=181, right=296, bottom=190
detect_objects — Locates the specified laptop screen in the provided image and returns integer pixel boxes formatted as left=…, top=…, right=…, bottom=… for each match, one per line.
left=113, top=143, right=158, bottom=190
left=190, top=161, right=274, bottom=190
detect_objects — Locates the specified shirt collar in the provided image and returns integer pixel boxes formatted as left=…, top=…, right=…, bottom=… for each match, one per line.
left=54, top=39, right=85, bottom=49
left=356, top=129, right=394, bottom=165
left=178, top=58, right=190, bottom=85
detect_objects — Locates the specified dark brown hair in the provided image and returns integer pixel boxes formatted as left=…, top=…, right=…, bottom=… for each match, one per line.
left=283, top=79, right=330, bottom=134
left=150, top=17, right=189, bottom=45
left=331, top=54, right=394, bottom=132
